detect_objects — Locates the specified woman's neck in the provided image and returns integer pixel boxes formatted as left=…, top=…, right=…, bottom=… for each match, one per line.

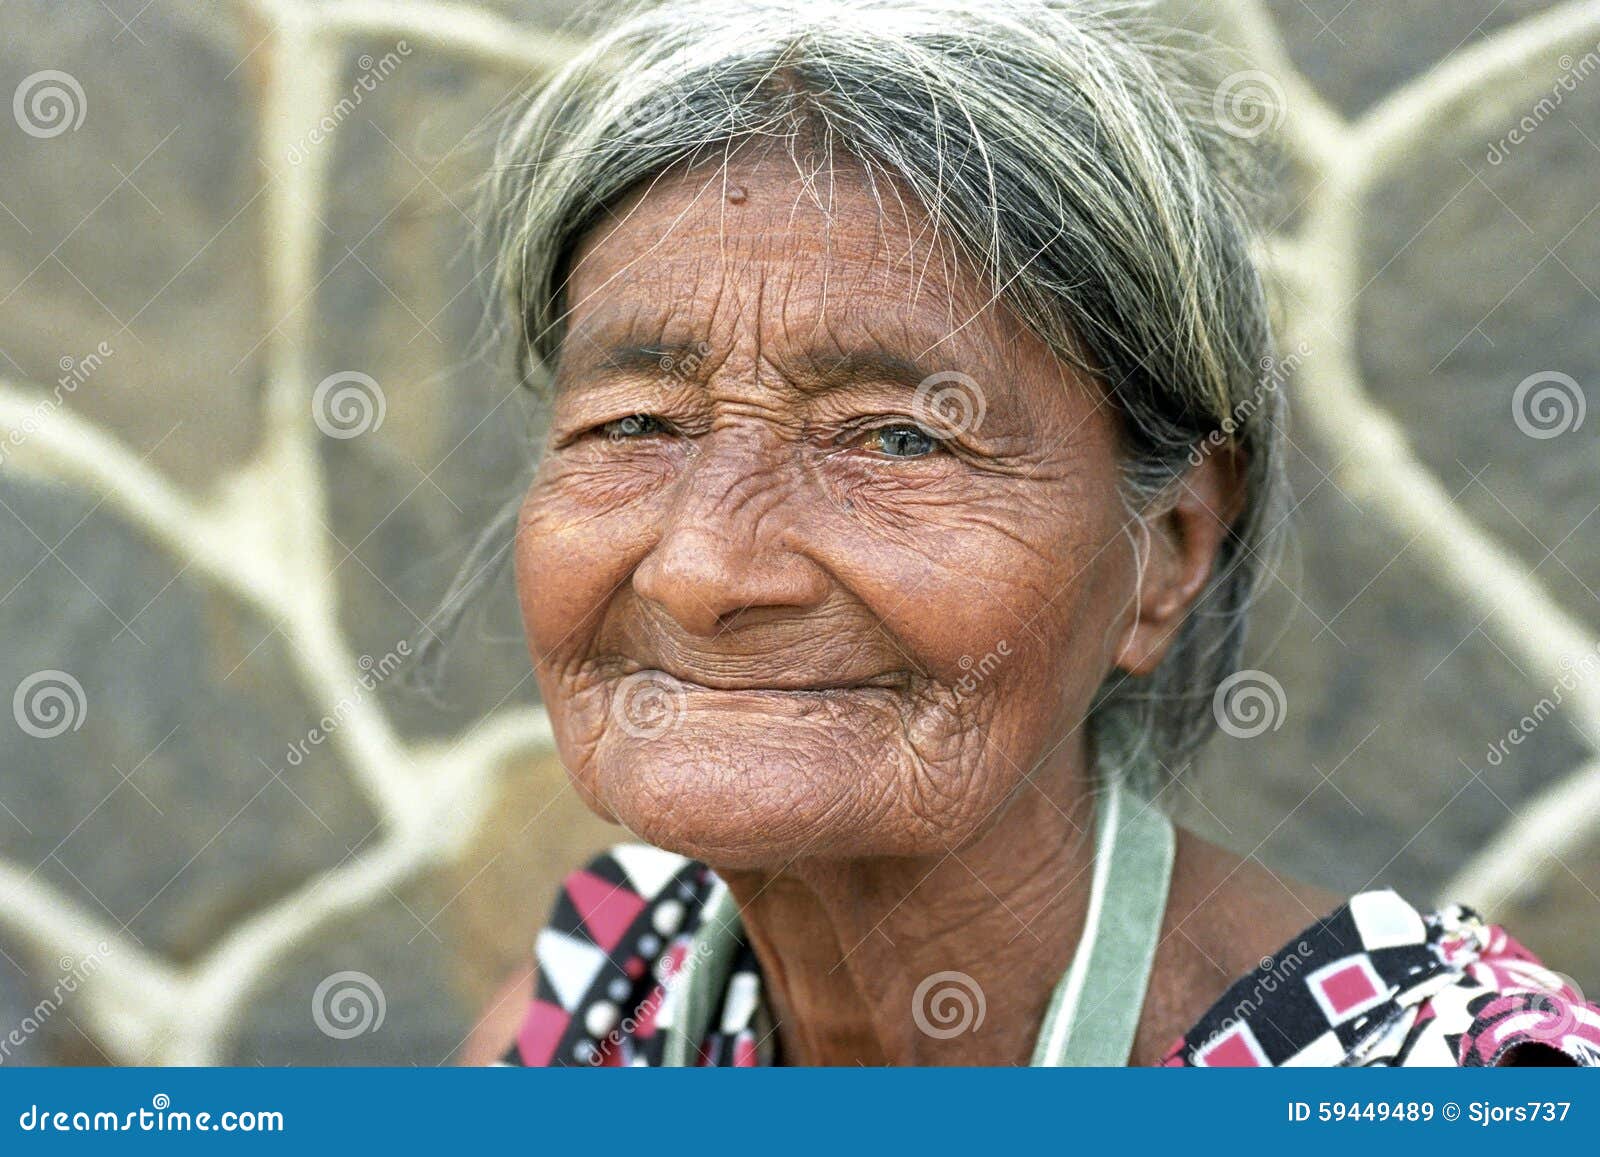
left=713, top=764, right=1343, bottom=1067
left=715, top=764, right=1100, bottom=1066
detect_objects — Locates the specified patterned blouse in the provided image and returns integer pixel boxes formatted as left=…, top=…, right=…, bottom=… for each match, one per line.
left=500, top=844, right=1600, bottom=1068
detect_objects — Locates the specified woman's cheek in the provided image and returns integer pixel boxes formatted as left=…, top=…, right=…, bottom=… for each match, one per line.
left=810, top=467, right=1066, bottom=666
left=514, top=453, right=674, bottom=663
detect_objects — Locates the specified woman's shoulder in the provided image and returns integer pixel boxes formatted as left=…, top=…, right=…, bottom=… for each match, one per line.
left=1163, top=888, right=1600, bottom=1068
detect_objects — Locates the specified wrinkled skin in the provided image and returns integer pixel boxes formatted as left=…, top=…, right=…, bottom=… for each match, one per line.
left=521, top=153, right=1167, bottom=864
left=510, top=149, right=1334, bottom=1065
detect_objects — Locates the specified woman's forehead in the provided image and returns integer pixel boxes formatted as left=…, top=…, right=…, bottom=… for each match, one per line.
left=560, top=154, right=1012, bottom=363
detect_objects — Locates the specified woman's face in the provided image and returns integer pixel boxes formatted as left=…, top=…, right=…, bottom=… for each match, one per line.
left=515, top=153, right=1159, bottom=867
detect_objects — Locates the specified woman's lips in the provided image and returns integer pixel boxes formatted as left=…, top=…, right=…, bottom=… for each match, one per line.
left=621, top=664, right=908, bottom=694
left=603, top=666, right=905, bottom=738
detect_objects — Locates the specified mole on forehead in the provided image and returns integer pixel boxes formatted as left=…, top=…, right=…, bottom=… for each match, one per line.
left=588, top=159, right=942, bottom=261
left=562, top=166, right=999, bottom=364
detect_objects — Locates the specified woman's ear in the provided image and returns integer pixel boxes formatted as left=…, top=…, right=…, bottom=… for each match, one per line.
left=1113, top=448, right=1248, bottom=676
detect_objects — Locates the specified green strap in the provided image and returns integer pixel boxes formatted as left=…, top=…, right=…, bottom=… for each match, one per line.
left=666, top=777, right=1174, bottom=1067
left=1030, top=777, right=1175, bottom=1066
left=663, top=881, right=742, bottom=1067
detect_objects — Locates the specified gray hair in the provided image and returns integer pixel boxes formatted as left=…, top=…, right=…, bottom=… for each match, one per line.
left=484, top=0, right=1285, bottom=793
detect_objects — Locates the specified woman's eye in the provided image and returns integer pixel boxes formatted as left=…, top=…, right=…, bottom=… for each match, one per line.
left=600, top=414, right=666, bottom=441
left=862, top=423, right=939, bottom=459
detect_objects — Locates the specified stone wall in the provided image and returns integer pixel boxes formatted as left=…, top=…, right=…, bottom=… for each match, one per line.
left=1, top=0, right=1596, bottom=1064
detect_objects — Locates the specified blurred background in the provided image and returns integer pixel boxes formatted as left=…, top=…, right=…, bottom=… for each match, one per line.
left=1, top=0, right=1598, bottom=1064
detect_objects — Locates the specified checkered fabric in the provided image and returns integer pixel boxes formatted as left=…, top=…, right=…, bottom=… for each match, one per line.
left=1164, top=890, right=1600, bottom=1067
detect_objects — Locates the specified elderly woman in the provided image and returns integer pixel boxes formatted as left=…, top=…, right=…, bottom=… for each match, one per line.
left=476, top=0, right=1598, bottom=1067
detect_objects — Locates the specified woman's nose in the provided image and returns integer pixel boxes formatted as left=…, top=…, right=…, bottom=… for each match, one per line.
left=632, top=460, right=830, bottom=637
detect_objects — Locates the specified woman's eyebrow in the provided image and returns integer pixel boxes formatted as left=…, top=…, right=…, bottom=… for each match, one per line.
left=798, top=349, right=940, bottom=395
left=554, top=340, right=947, bottom=396
left=599, top=342, right=708, bottom=373
left=553, top=340, right=713, bottom=393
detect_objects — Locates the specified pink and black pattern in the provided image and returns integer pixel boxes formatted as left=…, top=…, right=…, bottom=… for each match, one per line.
left=1163, top=891, right=1600, bottom=1067
left=503, top=846, right=1596, bottom=1068
left=500, top=845, right=772, bottom=1067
